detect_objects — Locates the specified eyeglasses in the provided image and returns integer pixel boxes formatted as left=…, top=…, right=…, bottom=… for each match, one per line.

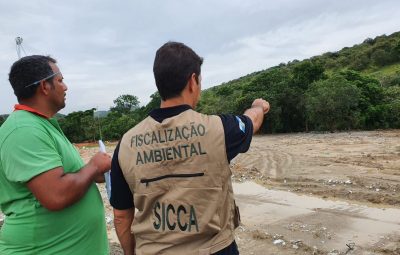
left=24, top=72, right=60, bottom=88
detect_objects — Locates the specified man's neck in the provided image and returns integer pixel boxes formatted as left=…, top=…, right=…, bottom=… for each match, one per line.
left=18, top=100, right=55, bottom=118
left=160, top=96, right=193, bottom=109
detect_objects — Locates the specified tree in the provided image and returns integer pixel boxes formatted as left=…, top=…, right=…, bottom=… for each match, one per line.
left=305, top=75, right=362, bottom=131
left=278, top=86, right=306, bottom=132
left=339, top=70, right=384, bottom=128
left=111, top=94, right=139, bottom=114
left=371, top=49, right=389, bottom=66
left=363, top=37, right=375, bottom=45
left=138, top=92, right=161, bottom=119
left=92, top=94, right=144, bottom=140
left=350, top=54, right=369, bottom=71
left=101, top=111, right=138, bottom=140
left=291, top=61, right=325, bottom=90
left=59, top=109, right=97, bottom=142
left=382, top=85, right=400, bottom=128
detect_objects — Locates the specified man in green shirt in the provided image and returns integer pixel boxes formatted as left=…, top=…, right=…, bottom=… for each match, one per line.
left=0, top=55, right=111, bottom=254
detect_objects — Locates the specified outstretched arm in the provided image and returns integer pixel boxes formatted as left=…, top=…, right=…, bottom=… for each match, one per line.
left=244, top=98, right=270, bottom=133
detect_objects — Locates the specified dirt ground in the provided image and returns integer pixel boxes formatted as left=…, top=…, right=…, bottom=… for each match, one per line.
left=232, top=130, right=400, bottom=207
left=1, top=130, right=398, bottom=254
left=230, top=130, right=400, bottom=255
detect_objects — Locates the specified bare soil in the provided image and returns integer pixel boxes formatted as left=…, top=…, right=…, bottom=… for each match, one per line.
left=2, top=131, right=398, bottom=255
left=232, top=130, right=400, bottom=207
left=231, top=130, right=400, bottom=255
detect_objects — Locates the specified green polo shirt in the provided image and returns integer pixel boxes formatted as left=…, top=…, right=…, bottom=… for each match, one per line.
left=0, top=110, right=109, bottom=255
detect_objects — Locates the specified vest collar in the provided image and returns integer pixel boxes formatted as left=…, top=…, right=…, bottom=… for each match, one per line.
left=14, top=104, right=49, bottom=119
left=150, top=104, right=192, bottom=123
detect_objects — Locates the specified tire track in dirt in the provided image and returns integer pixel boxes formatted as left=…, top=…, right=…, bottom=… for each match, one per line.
left=234, top=147, right=294, bottom=178
left=232, top=131, right=400, bottom=207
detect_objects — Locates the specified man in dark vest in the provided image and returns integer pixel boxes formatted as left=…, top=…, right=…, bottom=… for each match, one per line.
left=111, top=42, right=270, bottom=255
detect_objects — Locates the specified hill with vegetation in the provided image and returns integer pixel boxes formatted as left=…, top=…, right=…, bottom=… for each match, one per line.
left=1, top=32, right=399, bottom=142
left=197, top=31, right=400, bottom=133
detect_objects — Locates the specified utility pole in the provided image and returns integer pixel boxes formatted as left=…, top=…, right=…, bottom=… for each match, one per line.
left=15, top=37, right=26, bottom=59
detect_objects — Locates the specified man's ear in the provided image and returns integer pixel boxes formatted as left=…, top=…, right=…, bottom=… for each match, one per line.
left=188, top=73, right=197, bottom=93
left=38, top=80, right=51, bottom=96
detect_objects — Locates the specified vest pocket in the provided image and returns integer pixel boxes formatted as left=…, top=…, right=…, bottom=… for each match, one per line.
left=140, top=172, right=205, bottom=186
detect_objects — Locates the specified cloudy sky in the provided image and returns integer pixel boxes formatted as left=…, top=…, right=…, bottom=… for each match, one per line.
left=1, top=0, right=399, bottom=114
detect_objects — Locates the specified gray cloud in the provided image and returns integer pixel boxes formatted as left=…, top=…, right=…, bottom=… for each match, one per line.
left=0, top=0, right=399, bottom=114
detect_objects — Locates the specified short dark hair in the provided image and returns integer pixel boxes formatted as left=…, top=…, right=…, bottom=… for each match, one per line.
left=8, top=55, right=57, bottom=101
left=153, top=42, right=203, bottom=100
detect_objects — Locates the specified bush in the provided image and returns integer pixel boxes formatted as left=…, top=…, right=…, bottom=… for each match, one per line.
left=305, top=75, right=362, bottom=131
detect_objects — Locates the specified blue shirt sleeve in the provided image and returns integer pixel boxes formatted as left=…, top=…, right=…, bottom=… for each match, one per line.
left=110, top=141, right=134, bottom=210
left=218, top=114, right=253, bottom=162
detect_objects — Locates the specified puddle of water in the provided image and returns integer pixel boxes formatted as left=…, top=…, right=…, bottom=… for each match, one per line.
left=234, top=182, right=400, bottom=249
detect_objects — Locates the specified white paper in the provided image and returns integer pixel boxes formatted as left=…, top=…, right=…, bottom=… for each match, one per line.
left=99, top=140, right=111, bottom=200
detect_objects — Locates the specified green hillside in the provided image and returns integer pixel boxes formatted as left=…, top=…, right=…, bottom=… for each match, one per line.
left=197, top=31, right=400, bottom=133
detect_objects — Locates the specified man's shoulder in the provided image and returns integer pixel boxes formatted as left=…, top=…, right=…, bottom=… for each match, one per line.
left=0, top=112, right=29, bottom=143
left=0, top=112, right=52, bottom=147
left=2, top=111, right=47, bottom=129
left=188, top=110, right=222, bottom=122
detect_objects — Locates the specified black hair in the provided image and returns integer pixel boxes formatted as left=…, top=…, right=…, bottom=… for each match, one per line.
left=8, top=55, right=57, bottom=101
left=153, top=42, right=203, bottom=100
